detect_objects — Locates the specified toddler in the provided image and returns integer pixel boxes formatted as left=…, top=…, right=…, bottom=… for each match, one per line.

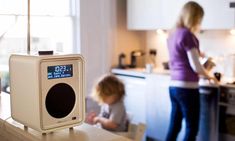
left=86, top=74, right=128, bottom=132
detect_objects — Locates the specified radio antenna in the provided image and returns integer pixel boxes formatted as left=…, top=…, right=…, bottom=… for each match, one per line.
left=27, top=0, right=31, bottom=54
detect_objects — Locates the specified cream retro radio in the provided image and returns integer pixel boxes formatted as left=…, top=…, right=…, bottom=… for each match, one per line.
left=9, top=53, right=85, bottom=133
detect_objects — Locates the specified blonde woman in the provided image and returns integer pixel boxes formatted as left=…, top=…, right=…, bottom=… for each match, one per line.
left=166, top=1, right=218, bottom=141
left=88, top=74, right=128, bottom=132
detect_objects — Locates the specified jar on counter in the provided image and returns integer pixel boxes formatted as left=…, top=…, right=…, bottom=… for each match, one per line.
left=118, top=53, right=126, bottom=69
left=145, top=63, right=154, bottom=73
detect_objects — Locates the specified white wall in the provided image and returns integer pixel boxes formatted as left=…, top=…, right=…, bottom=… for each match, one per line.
left=146, top=31, right=169, bottom=68
left=199, top=30, right=235, bottom=78
left=80, top=0, right=113, bottom=95
left=199, top=30, right=235, bottom=56
left=112, top=0, right=146, bottom=66
left=146, top=30, right=235, bottom=77
left=80, top=0, right=146, bottom=95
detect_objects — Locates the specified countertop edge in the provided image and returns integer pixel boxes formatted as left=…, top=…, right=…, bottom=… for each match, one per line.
left=111, top=68, right=170, bottom=78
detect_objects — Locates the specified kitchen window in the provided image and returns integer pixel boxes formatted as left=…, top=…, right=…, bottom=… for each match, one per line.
left=0, top=0, right=80, bottom=92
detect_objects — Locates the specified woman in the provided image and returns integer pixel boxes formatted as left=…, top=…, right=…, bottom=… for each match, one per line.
left=166, top=1, right=218, bottom=141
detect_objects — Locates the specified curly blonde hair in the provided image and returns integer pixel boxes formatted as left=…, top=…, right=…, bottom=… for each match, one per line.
left=91, top=74, right=125, bottom=104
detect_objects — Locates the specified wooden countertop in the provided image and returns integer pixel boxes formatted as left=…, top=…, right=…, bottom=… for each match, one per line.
left=0, top=92, right=131, bottom=141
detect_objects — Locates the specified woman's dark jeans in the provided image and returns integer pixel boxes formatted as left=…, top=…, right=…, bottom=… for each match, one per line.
left=166, top=87, right=200, bottom=141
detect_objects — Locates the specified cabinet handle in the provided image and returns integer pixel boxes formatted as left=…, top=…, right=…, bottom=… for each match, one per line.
left=230, top=2, right=235, bottom=8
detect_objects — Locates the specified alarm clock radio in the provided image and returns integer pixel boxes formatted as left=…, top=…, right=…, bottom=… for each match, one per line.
left=9, top=54, right=85, bottom=133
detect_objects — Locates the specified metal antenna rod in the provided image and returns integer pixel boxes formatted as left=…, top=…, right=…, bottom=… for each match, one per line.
left=27, top=0, right=30, bottom=54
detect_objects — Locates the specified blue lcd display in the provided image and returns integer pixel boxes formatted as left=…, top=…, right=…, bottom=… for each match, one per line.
left=47, top=64, right=73, bottom=79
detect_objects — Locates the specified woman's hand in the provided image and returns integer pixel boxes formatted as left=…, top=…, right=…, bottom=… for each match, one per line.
left=209, top=76, right=219, bottom=85
left=199, top=52, right=206, bottom=58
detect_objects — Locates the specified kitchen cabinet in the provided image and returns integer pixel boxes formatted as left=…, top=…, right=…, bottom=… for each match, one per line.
left=197, top=0, right=235, bottom=29
left=127, top=0, right=235, bottom=30
left=115, top=74, right=146, bottom=141
left=127, top=0, right=187, bottom=30
left=145, top=74, right=185, bottom=141
left=160, top=0, right=187, bottom=29
left=127, top=0, right=163, bottom=30
left=198, top=86, right=219, bottom=141
left=116, top=75, right=146, bottom=124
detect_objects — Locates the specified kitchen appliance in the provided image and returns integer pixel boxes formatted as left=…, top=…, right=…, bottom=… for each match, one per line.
left=219, top=85, right=235, bottom=141
left=129, top=50, right=145, bottom=68
left=214, top=72, right=222, bottom=82
left=118, top=53, right=127, bottom=69
left=147, top=49, right=157, bottom=67
left=9, top=53, right=85, bottom=133
left=162, top=61, right=169, bottom=70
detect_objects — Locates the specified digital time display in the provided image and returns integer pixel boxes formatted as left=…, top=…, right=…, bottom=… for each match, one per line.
left=47, top=64, right=73, bottom=79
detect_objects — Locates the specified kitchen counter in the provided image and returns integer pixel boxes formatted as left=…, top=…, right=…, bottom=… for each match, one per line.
left=112, top=68, right=230, bottom=88
left=111, top=68, right=170, bottom=78
left=0, top=92, right=131, bottom=141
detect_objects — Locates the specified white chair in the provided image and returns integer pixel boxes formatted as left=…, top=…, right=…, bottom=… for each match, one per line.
left=116, top=122, right=146, bottom=141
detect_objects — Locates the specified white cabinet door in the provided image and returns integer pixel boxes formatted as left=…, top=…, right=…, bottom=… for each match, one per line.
left=160, top=0, right=188, bottom=29
left=145, top=74, right=171, bottom=140
left=197, top=0, right=235, bottom=29
left=171, top=0, right=235, bottom=29
left=145, top=74, right=186, bottom=141
left=127, top=0, right=188, bottom=30
left=116, top=75, right=146, bottom=124
left=127, top=0, right=163, bottom=30
left=127, top=0, right=235, bottom=30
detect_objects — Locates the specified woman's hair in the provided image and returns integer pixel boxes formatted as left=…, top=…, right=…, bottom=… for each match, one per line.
left=176, top=1, right=204, bottom=31
left=91, top=74, right=125, bottom=104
